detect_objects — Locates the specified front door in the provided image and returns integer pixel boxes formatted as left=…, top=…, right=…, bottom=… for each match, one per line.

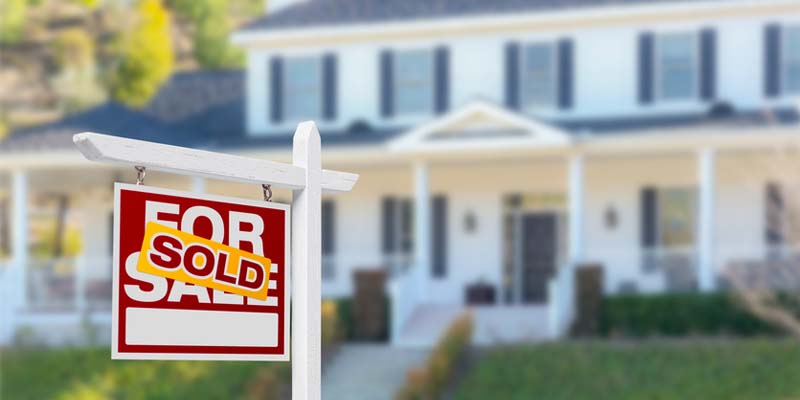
left=519, top=213, right=557, bottom=303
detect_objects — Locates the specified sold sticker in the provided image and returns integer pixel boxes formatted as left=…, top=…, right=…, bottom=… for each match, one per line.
left=137, top=222, right=272, bottom=300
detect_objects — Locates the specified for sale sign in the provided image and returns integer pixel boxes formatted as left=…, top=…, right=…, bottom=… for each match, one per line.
left=112, top=183, right=290, bottom=361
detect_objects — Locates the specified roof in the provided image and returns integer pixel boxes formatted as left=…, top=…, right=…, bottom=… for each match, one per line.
left=0, top=70, right=403, bottom=154
left=240, top=0, right=738, bottom=32
left=2, top=69, right=799, bottom=155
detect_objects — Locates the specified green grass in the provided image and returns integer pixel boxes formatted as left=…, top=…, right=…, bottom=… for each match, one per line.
left=454, top=339, right=800, bottom=400
left=1, top=347, right=289, bottom=400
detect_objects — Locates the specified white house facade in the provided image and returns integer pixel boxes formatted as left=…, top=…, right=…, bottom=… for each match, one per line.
left=3, top=0, right=800, bottom=346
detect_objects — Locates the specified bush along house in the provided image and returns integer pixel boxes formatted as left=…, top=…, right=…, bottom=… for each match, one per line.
left=2, top=0, right=800, bottom=346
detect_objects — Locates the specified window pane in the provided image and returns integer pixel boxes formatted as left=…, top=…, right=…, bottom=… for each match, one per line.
left=784, top=27, right=800, bottom=93
left=658, top=188, right=696, bottom=248
left=657, top=33, right=696, bottom=100
left=522, top=44, right=556, bottom=108
left=284, top=56, right=321, bottom=119
left=394, top=50, right=433, bottom=115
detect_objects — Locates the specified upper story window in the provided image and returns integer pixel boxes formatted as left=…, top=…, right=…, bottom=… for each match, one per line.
left=522, top=43, right=557, bottom=108
left=394, top=49, right=434, bottom=115
left=783, top=26, right=800, bottom=94
left=284, top=56, right=322, bottom=120
left=655, top=32, right=698, bottom=101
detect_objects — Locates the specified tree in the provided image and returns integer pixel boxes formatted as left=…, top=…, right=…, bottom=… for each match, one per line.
left=169, top=0, right=243, bottom=69
left=0, top=0, right=27, bottom=44
left=107, top=0, right=174, bottom=107
left=52, top=28, right=106, bottom=111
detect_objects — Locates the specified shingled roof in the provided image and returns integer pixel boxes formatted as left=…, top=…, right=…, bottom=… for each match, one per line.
left=240, top=0, right=737, bottom=32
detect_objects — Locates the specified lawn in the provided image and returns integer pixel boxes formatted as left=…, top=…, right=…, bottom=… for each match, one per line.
left=454, top=339, right=800, bottom=400
left=0, top=347, right=289, bottom=400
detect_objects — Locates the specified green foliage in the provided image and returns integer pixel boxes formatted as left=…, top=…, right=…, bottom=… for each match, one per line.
left=599, top=293, right=781, bottom=338
left=53, top=29, right=95, bottom=70
left=455, top=340, right=800, bottom=400
left=108, top=0, right=174, bottom=107
left=168, top=0, right=243, bottom=68
left=52, top=28, right=106, bottom=111
left=2, top=347, right=289, bottom=400
left=0, top=0, right=27, bottom=44
left=396, top=313, right=474, bottom=400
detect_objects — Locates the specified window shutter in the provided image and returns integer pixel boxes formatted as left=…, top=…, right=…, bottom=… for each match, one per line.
left=380, top=50, right=394, bottom=117
left=640, top=187, right=657, bottom=248
left=638, top=33, right=655, bottom=104
left=700, top=28, right=717, bottom=101
left=765, top=24, right=782, bottom=98
left=322, top=53, right=337, bottom=121
left=381, top=197, right=396, bottom=255
left=322, top=200, right=335, bottom=255
left=401, top=199, right=413, bottom=253
left=505, top=42, right=520, bottom=109
left=432, top=195, right=448, bottom=278
left=269, top=56, right=283, bottom=123
left=435, top=46, right=450, bottom=114
left=765, top=182, right=784, bottom=246
left=558, top=38, right=574, bottom=110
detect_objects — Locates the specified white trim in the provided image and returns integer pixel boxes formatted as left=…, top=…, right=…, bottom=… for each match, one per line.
left=231, top=0, right=793, bottom=47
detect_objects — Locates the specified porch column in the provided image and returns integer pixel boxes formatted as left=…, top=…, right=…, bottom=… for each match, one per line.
left=192, top=176, right=206, bottom=193
left=568, top=154, right=585, bottom=265
left=698, top=148, right=716, bottom=292
left=11, top=170, right=28, bottom=310
left=414, top=161, right=431, bottom=300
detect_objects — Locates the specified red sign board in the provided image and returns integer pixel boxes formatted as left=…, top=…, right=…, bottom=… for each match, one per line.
left=112, top=184, right=290, bottom=361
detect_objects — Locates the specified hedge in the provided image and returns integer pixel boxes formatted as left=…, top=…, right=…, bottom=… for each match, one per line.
left=395, top=313, right=474, bottom=400
left=599, top=292, right=782, bottom=338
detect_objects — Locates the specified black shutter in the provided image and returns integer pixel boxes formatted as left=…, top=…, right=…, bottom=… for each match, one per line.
left=765, top=24, right=782, bottom=98
left=435, top=46, right=450, bottom=114
left=765, top=182, right=784, bottom=246
left=322, top=53, right=337, bottom=120
left=380, top=50, right=394, bottom=117
left=269, top=56, right=283, bottom=123
left=432, top=195, right=448, bottom=278
left=322, top=200, right=335, bottom=255
left=558, top=38, right=574, bottom=110
left=381, top=197, right=396, bottom=255
left=638, top=33, right=655, bottom=104
left=505, top=42, right=520, bottom=109
left=700, top=28, right=717, bottom=101
left=401, top=199, right=413, bottom=253
left=640, top=187, right=657, bottom=248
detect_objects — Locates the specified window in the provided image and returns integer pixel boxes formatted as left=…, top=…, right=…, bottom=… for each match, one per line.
left=656, top=32, right=698, bottom=100
left=394, top=50, right=433, bottom=115
left=522, top=43, right=557, bottom=108
left=284, top=56, right=322, bottom=120
left=657, top=187, right=696, bottom=248
left=784, top=26, right=800, bottom=94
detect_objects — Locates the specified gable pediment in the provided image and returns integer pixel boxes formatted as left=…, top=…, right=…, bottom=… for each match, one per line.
left=389, top=100, right=570, bottom=151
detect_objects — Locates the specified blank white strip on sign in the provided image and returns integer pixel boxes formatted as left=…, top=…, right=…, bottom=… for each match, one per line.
left=126, top=308, right=278, bottom=347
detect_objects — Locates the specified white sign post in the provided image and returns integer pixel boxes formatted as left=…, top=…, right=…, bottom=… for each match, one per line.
left=74, top=121, right=357, bottom=400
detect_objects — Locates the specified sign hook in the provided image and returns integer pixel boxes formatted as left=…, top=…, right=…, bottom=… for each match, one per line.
left=135, top=166, right=146, bottom=185
left=262, top=184, right=272, bottom=202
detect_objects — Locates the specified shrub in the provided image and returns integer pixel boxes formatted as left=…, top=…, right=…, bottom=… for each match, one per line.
left=396, top=313, right=474, bottom=400
left=322, top=299, right=342, bottom=348
left=599, top=292, right=782, bottom=338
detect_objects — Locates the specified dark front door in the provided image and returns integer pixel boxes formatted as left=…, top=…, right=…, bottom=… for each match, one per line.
left=520, top=213, right=557, bottom=304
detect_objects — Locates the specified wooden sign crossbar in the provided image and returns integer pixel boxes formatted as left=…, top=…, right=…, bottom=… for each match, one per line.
left=73, top=121, right=357, bottom=400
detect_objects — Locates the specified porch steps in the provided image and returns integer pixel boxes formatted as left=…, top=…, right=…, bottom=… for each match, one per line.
left=394, top=304, right=551, bottom=347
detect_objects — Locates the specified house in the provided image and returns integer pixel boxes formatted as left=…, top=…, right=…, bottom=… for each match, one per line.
left=2, top=0, right=800, bottom=347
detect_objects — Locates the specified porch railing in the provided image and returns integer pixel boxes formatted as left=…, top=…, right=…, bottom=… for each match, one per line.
left=388, top=259, right=425, bottom=344
left=24, top=256, right=112, bottom=313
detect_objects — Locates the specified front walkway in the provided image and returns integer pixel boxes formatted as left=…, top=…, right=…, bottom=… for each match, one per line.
left=322, top=343, right=429, bottom=400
